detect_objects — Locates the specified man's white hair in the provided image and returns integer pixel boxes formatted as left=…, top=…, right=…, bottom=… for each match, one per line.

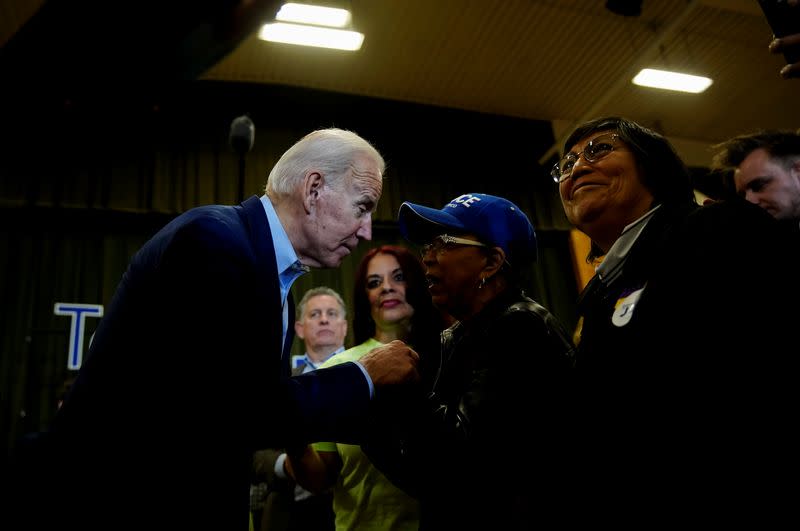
left=266, top=128, right=385, bottom=199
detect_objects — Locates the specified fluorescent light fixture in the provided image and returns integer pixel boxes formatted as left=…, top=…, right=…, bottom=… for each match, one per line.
left=276, top=3, right=351, bottom=28
left=632, top=68, right=712, bottom=93
left=259, top=22, right=364, bottom=51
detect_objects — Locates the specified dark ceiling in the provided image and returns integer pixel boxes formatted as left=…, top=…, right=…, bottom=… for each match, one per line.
left=1, top=0, right=798, bottom=167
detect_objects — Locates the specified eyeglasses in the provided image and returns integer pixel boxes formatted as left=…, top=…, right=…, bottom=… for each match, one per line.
left=551, top=133, right=620, bottom=183
left=420, top=234, right=488, bottom=258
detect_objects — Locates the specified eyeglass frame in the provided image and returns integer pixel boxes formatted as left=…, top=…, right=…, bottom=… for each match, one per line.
left=551, top=133, right=620, bottom=183
left=419, top=234, right=488, bottom=258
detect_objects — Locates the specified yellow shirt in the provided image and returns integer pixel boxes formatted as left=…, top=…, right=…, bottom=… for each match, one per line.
left=314, top=338, right=420, bottom=531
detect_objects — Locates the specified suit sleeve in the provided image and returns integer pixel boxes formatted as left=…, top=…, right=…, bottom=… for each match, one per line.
left=158, top=217, right=372, bottom=453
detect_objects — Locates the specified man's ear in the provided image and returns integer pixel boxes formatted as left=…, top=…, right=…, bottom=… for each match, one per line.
left=294, top=320, right=306, bottom=339
left=301, top=172, right=324, bottom=214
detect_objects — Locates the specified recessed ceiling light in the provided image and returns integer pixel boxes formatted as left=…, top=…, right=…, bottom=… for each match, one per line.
left=276, top=3, right=351, bottom=28
left=259, top=22, right=364, bottom=51
left=632, top=68, right=712, bottom=93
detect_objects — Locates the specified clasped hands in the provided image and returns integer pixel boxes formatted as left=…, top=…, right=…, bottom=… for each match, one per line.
left=359, top=340, right=421, bottom=387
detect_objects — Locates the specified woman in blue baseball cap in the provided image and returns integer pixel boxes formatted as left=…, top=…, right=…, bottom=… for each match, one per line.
left=363, top=193, right=575, bottom=530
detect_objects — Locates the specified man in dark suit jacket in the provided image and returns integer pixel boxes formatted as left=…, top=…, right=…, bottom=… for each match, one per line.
left=251, top=286, right=348, bottom=531
left=12, top=128, right=419, bottom=531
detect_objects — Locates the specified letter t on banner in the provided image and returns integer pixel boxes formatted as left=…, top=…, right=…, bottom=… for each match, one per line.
left=54, top=303, right=104, bottom=369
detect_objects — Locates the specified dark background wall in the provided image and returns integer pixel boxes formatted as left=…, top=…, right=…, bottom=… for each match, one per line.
left=0, top=80, right=577, bottom=458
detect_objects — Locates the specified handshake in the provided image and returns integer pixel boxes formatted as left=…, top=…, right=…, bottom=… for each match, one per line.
left=358, top=340, right=421, bottom=387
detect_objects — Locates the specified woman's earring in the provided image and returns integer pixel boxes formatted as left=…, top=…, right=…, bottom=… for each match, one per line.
left=478, top=276, right=486, bottom=289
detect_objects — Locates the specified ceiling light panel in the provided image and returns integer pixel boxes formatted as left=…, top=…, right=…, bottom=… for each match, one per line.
left=632, top=68, right=712, bottom=94
left=259, top=22, right=364, bottom=51
left=276, top=3, right=352, bottom=28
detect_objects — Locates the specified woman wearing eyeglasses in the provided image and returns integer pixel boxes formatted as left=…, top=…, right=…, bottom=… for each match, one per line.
left=363, top=193, right=575, bottom=530
left=555, top=116, right=798, bottom=524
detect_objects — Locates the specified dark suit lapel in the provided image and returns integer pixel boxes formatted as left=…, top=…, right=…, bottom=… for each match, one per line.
left=239, top=195, right=285, bottom=367
left=282, top=292, right=295, bottom=378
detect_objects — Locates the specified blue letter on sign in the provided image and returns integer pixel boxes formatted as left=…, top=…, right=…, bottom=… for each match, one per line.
left=54, top=303, right=104, bottom=369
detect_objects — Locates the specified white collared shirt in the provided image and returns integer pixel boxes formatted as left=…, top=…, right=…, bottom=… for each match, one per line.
left=292, top=346, right=346, bottom=373
left=596, top=204, right=661, bottom=287
left=259, top=195, right=374, bottom=398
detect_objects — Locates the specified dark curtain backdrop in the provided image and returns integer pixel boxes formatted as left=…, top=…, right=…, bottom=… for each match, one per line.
left=0, top=80, right=576, bottom=458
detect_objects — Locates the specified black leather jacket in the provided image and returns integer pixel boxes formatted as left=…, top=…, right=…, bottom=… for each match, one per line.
left=571, top=199, right=800, bottom=523
left=365, top=288, right=575, bottom=530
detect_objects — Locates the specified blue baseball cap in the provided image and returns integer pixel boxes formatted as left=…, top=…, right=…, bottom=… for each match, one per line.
left=397, top=193, right=538, bottom=267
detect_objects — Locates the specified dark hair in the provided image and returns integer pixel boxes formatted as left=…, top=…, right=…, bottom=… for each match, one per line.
left=352, top=245, right=444, bottom=356
left=562, top=117, right=696, bottom=261
left=711, top=129, right=800, bottom=170
left=563, top=116, right=696, bottom=209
